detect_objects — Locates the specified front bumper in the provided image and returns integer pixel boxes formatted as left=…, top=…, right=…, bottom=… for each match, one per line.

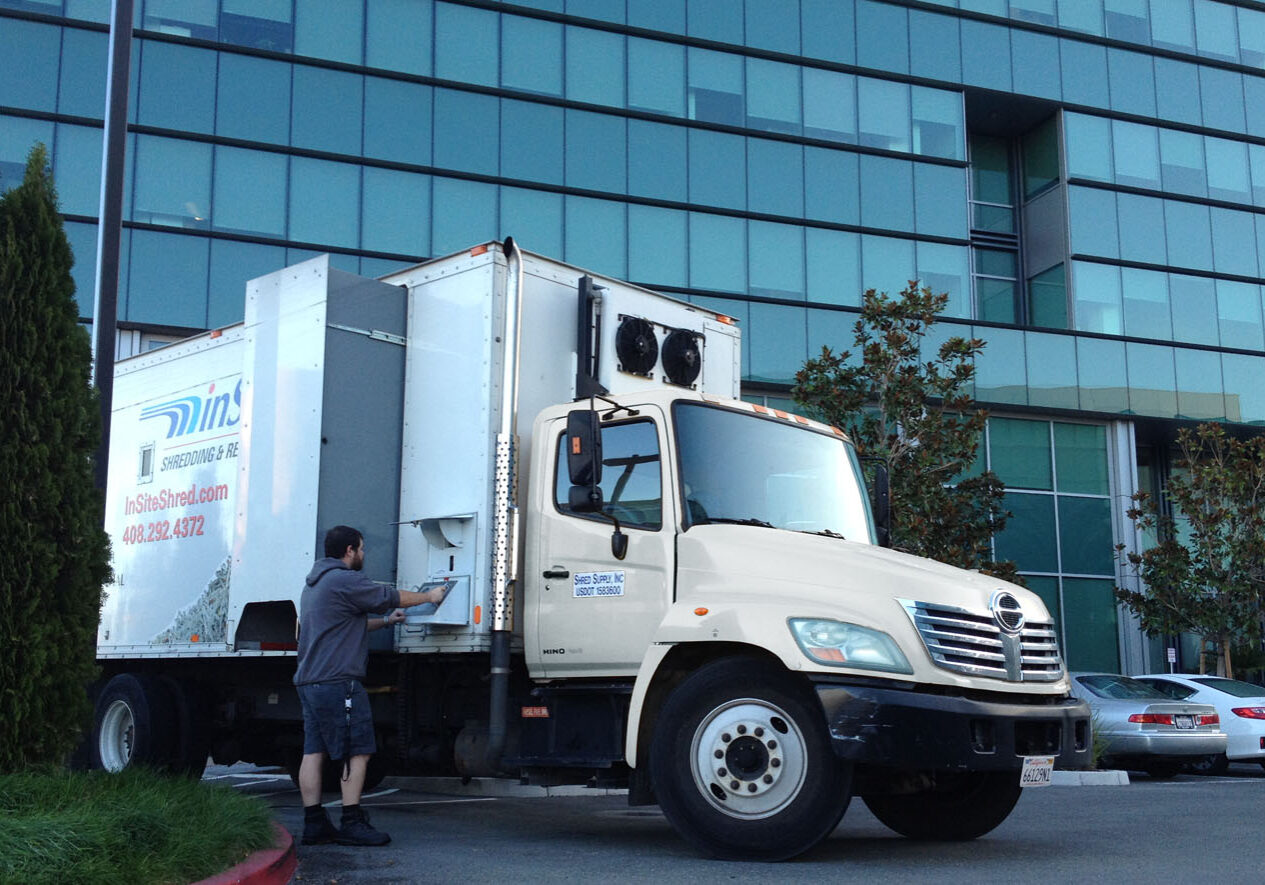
left=814, top=680, right=1092, bottom=772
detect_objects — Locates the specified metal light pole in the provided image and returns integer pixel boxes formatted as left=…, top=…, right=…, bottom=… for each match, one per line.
left=90, top=0, right=134, bottom=492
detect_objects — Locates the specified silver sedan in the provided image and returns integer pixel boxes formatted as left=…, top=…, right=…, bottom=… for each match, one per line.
left=1069, top=672, right=1227, bottom=778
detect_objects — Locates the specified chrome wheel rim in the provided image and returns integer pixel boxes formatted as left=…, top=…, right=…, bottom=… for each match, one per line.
left=690, top=698, right=808, bottom=820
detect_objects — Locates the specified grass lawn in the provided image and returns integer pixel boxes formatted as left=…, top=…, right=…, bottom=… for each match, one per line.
left=0, top=767, right=275, bottom=885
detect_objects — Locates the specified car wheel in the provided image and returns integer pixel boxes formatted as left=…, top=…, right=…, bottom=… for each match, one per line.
left=92, top=673, right=177, bottom=773
left=649, top=657, right=852, bottom=861
left=1142, top=762, right=1183, bottom=779
left=1187, top=753, right=1229, bottom=776
left=862, top=772, right=1022, bottom=841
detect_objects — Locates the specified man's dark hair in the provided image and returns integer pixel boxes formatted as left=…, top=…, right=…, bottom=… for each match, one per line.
left=324, top=525, right=363, bottom=559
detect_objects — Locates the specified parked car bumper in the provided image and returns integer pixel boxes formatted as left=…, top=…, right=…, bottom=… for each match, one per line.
left=1100, top=731, right=1226, bottom=757
left=1226, top=731, right=1265, bottom=761
left=813, top=679, right=1092, bottom=771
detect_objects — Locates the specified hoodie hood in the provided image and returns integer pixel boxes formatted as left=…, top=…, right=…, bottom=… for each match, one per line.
left=306, top=557, right=349, bottom=586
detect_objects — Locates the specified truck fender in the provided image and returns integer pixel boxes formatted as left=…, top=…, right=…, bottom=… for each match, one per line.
left=624, top=643, right=675, bottom=768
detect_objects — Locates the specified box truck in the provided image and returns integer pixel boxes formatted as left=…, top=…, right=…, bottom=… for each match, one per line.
left=94, top=240, right=1090, bottom=859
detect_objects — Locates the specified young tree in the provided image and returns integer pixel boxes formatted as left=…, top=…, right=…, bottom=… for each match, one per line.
left=0, top=145, right=111, bottom=769
left=1116, top=424, right=1265, bottom=678
left=792, top=283, right=1016, bottom=580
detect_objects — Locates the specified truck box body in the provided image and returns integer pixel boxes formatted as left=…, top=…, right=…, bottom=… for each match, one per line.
left=100, top=245, right=739, bottom=657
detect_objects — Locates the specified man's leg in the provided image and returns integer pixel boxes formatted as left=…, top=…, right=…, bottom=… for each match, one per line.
left=337, top=754, right=390, bottom=846
left=338, top=754, right=369, bottom=807
left=299, top=752, right=326, bottom=807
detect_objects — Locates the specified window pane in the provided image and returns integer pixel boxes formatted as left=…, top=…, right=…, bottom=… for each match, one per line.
left=364, top=77, right=431, bottom=166
left=1250, top=144, right=1265, bottom=207
left=629, top=38, right=684, bottom=116
left=1059, top=0, right=1103, bottom=34
left=1, top=117, right=54, bottom=195
left=294, top=0, right=363, bottom=64
left=748, top=221, right=804, bottom=299
left=1054, top=423, right=1108, bottom=495
left=1028, top=263, right=1067, bottom=329
left=127, top=230, right=208, bottom=327
left=1105, top=0, right=1150, bottom=42
left=565, top=196, right=625, bottom=278
left=1154, top=58, right=1202, bottom=126
left=208, top=239, right=286, bottom=328
left=434, top=90, right=498, bottom=176
left=499, top=101, right=563, bottom=185
left=568, top=0, right=624, bottom=23
left=1117, top=193, right=1167, bottom=266
left=1175, top=347, right=1226, bottom=420
left=1027, top=332, right=1078, bottom=409
left=1159, top=128, right=1206, bottom=196
left=434, top=2, right=496, bottom=85
left=503, top=16, right=562, bottom=95
left=1107, top=49, right=1156, bottom=117
left=1223, top=353, right=1265, bottom=424
left=629, top=0, right=684, bottom=33
left=1211, top=207, right=1259, bottom=277
left=1199, top=67, right=1245, bottom=134
left=857, top=78, right=909, bottom=151
left=804, top=146, right=859, bottom=225
left=133, top=136, right=211, bottom=228
left=917, top=242, right=970, bottom=318
left=63, top=220, right=99, bottom=317
left=363, top=168, right=429, bottom=257
left=138, top=41, right=215, bottom=134
left=1216, top=280, right=1264, bottom=350
left=1112, top=120, right=1158, bottom=190
left=212, top=146, right=286, bottom=237
left=909, top=9, right=961, bottom=82
left=500, top=186, right=562, bottom=259
left=802, top=0, right=855, bottom=65
left=53, top=123, right=104, bottom=217
left=431, top=178, right=497, bottom=254
left=628, top=205, right=687, bottom=288
left=747, top=139, right=803, bottom=218
left=912, top=86, right=963, bottom=160
left=803, top=69, right=856, bottom=143
left=628, top=119, right=685, bottom=201
left=0, top=20, right=60, bottom=112
left=565, top=109, right=626, bottom=193
left=689, top=213, right=746, bottom=293
left=555, top=420, right=662, bottom=529
left=860, top=155, right=913, bottom=232
left=861, top=235, right=914, bottom=297
left=974, top=327, right=1027, bottom=404
left=1073, top=261, right=1122, bottom=334
left=221, top=0, right=293, bottom=52
left=58, top=27, right=108, bottom=119
left=216, top=54, right=290, bottom=145
left=289, top=157, right=360, bottom=249
left=1022, top=116, right=1059, bottom=197
left=1205, top=138, right=1250, bottom=204
left=856, top=0, right=908, bottom=73
left=745, top=58, right=800, bottom=135
left=1126, top=342, right=1177, bottom=417
left=1077, top=337, right=1129, bottom=412
left=1061, top=579, right=1119, bottom=672
left=1149, top=0, right=1193, bottom=52
left=915, top=163, right=967, bottom=238
left=806, top=229, right=860, bottom=307
left=1064, top=113, right=1112, bottom=183
left=1059, top=497, right=1113, bottom=574
left=688, top=130, right=745, bottom=210
left=1068, top=187, right=1119, bottom=259
left=748, top=303, right=807, bottom=384
left=1060, top=39, right=1110, bottom=108
left=1012, top=30, right=1061, bottom=101
left=688, top=47, right=744, bottom=126
left=961, top=20, right=1012, bottom=91
left=687, top=0, right=743, bottom=45
left=1168, top=272, right=1218, bottom=346
left=566, top=27, right=625, bottom=107
left=1121, top=267, right=1171, bottom=340
left=1164, top=200, right=1213, bottom=272
left=366, top=0, right=432, bottom=76
left=995, top=493, right=1058, bottom=572
left=291, top=66, right=362, bottom=155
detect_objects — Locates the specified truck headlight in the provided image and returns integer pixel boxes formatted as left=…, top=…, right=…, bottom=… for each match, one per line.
left=788, top=618, right=913, bottom=674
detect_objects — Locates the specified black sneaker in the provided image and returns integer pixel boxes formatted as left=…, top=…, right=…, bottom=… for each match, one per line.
left=301, top=808, right=340, bottom=845
left=337, top=806, right=391, bottom=846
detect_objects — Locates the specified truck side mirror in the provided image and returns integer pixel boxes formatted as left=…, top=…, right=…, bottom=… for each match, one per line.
left=868, top=461, right=892, bottom=548
left=566, top=409, right=602, bottom=487
left=568, top=484, right=603, bottom=514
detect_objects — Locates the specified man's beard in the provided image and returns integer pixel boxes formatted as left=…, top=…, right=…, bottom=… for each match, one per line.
left=353, top=551, right=364, bottom=571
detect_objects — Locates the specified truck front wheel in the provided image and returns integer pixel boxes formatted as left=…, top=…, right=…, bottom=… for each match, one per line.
left=649, top=658, right=852, bottom=861
left=862, top=772, right=1021, bottom=840
left=92, top=673, right=177, bottom=773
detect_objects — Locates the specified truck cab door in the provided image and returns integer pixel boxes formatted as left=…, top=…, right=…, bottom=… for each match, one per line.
left=527, top=406, right=674, bottom=678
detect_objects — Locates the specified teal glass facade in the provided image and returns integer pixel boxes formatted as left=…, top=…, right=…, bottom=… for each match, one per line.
left=3, top=0, right=1264, bottom=672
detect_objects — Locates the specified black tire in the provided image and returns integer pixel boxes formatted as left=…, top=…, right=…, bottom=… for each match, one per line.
left=648, top=657, right=852, bottom=861
left=862, top=772, right=1022, bottom=841
left=1187, top=753, right=1229, bottom=776
left=91, top=673, right=178, bottom=772
left=157, top=676, right=211, bottom=778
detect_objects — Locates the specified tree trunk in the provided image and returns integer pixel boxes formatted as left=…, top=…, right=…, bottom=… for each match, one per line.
left=1223, top=638, right=1234, bottom=680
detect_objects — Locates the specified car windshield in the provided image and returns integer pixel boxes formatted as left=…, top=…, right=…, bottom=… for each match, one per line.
left=1192, top=677, right=1265, bottom=698
left=1137, top=678, right=1193, bottom=700
left=673, top=402, right=875, bottom=543
left=1078, top=675, right=1168, bottom=700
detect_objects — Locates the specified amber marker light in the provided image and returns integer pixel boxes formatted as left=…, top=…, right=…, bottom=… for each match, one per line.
left=694, top=607, right=709, bottom=616
left=474, top=605, right=482, bottom=625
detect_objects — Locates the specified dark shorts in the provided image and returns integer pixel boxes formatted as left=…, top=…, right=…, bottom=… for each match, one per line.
left=297, top=680, right=376, bottom=759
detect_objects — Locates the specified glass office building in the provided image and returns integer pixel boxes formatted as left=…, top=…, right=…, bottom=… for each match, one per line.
left=3, top=0, right=1264, bottom=674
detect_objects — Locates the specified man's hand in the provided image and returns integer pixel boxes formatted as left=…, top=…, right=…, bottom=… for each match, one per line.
left=385, top=608, right=406, bottom=626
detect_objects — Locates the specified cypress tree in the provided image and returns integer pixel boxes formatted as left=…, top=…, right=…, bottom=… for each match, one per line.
left=0, top=144, right=111, bottom=770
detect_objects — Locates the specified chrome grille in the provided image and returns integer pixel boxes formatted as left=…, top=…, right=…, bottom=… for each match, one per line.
left=899, top=598, right=1063, bottom=683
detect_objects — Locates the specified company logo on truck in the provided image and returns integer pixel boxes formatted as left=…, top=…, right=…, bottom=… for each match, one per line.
left=141, top=381, right=242, bottom=439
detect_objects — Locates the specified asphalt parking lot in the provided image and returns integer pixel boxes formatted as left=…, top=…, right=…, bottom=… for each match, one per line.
left=207, top=762, right=1265, bottom=884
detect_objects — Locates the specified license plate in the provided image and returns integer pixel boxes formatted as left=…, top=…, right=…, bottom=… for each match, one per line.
left=1020, top=756, right=1054, bottom=788
left=1174, top=714, right=1194, bottom=729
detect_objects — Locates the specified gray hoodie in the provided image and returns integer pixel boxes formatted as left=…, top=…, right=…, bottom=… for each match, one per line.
left=294, top=557, right=401, bottom=685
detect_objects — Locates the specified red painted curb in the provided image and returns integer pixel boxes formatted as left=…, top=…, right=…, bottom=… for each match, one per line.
left=191, top=821, right=296, bottom=885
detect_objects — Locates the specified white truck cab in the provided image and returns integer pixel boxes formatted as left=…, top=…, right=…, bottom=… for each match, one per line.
left=94, top=240, right=1090, bottom=861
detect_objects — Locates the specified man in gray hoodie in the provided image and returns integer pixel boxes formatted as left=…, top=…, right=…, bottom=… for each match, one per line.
left=295, top=524, right=447, bottom=846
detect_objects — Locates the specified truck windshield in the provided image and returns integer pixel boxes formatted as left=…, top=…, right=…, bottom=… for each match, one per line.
left=673, top=402, right=875, bottom=543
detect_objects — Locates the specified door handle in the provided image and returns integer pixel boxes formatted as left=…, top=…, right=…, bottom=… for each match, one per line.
left=542, top=569, right=570, bottom=579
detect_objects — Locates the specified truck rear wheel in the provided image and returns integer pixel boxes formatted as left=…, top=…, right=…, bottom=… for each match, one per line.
left=862, top=772, right=1021, bottom=840
left=649, top=658, right=852, bottom=861
left=92, top=673, right=177, bottom=773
